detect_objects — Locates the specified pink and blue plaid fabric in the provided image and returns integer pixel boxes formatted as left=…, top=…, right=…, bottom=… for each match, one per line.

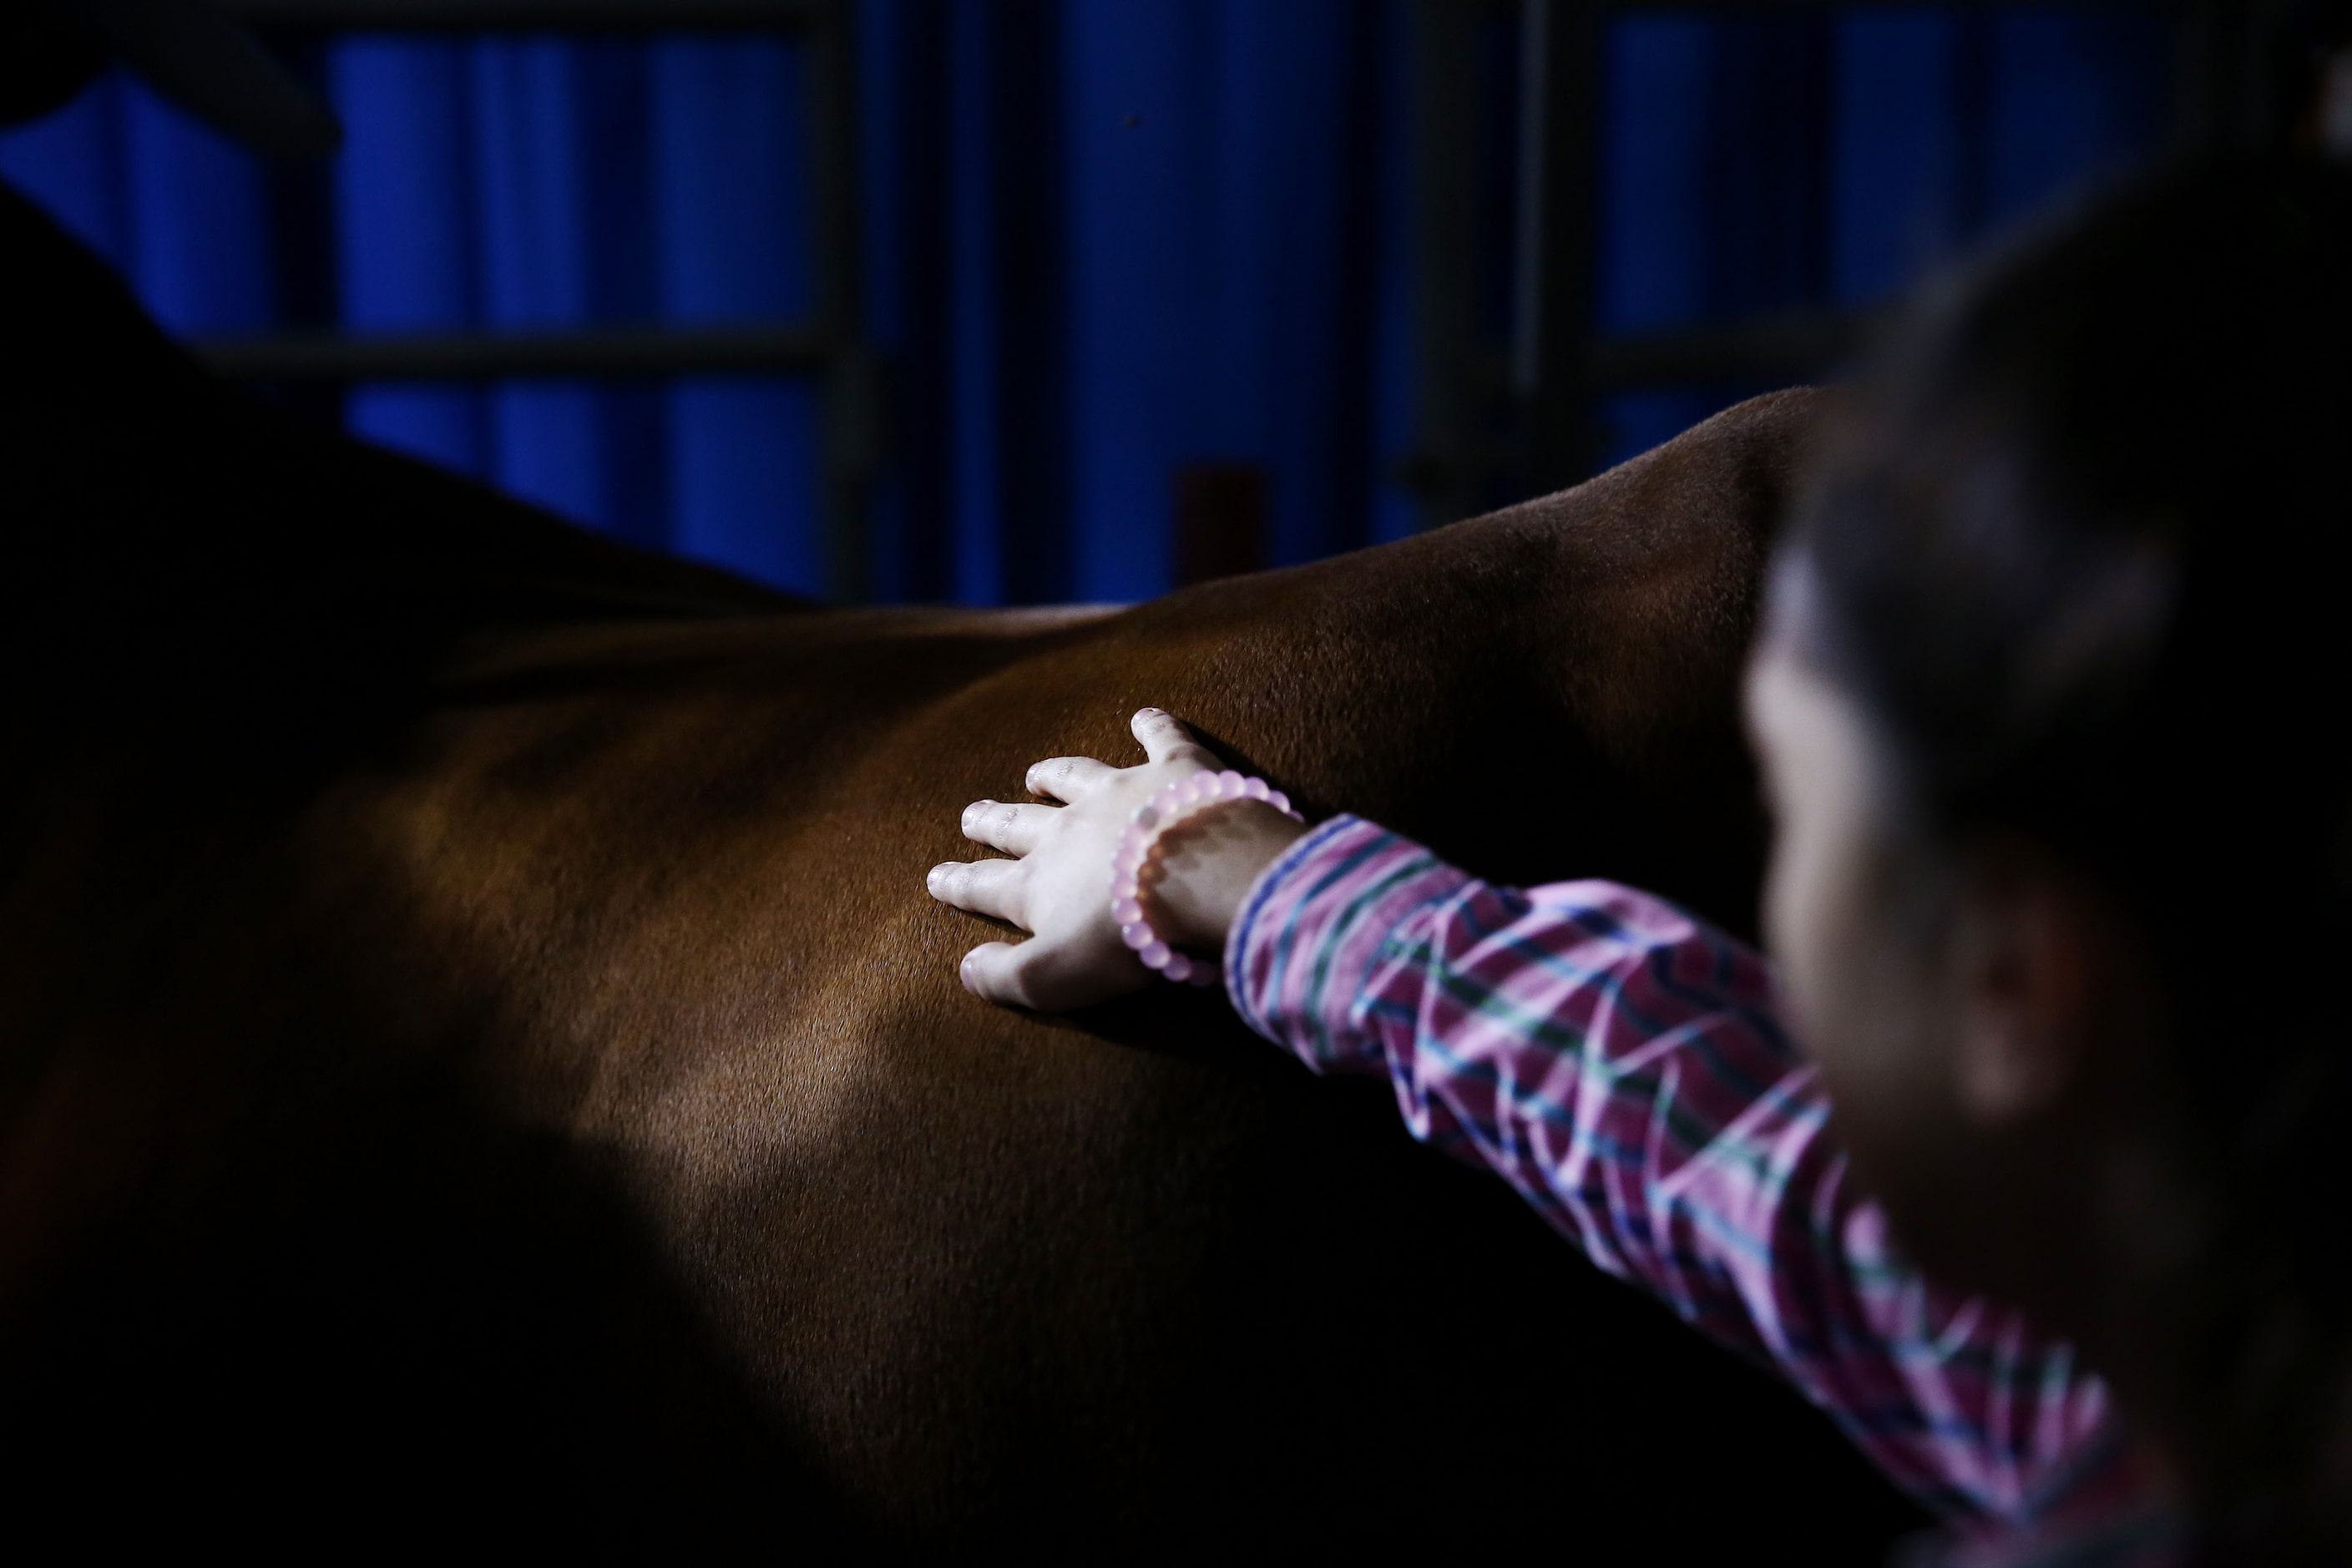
left=1227, top=815, right=2142, bottom=1536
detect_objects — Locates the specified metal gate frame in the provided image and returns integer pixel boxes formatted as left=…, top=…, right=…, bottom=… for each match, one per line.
left=1410, top=0, right=2315, bottom=524
left=197, top=0, right=877, bottom=602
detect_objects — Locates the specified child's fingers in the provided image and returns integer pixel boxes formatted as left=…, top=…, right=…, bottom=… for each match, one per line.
left=1025, top=755, right=1115, bottom=802
left=958, top=941, right=1034, bottom=1006
left=960, top=937, right=1109, bottom=1011
left=1130, top=708, right=1219, bottom=770
left=926, top=857, right=1028, bottom=928
left=960, top=799, right=1052, bottom=856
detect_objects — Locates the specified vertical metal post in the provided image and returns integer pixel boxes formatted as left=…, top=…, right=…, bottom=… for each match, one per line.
left=1405, top=0, right=1485, bottom=531
left=2172, top=0, right=2310, bottom=154
left=810, top=0, right=874, bottom=601
left=2172, top=0, right=2237, bottom=151
left=1512, top=0, right=1601, bottom=499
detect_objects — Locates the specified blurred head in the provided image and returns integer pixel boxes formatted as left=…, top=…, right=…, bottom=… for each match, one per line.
left=1747, top=157, right=2352, bottom=1543
left=2281, top=0, right=2352, bottom=155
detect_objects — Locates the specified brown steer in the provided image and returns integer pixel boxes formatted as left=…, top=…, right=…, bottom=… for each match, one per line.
left=0, top=185, right=1919, bottom=1557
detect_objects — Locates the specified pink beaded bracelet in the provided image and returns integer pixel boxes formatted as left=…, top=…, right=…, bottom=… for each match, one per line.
left=1108, top=769, right=1303, bottom=985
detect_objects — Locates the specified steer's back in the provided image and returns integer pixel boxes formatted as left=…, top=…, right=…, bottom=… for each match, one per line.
left=0, top=185, right=1914, bottom=1555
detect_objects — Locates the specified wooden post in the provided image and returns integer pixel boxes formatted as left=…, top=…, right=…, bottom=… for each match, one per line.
left=1172, top=463, right=1269, bottom=587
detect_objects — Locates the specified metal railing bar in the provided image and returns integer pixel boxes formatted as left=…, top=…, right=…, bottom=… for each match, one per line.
left=190, top=322, right=835, bottom=382
left=213, top=0, right=817, bottom=32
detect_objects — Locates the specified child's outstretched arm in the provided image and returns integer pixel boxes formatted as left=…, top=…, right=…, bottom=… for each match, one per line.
left=926, top=711, right=2125, bottom=1529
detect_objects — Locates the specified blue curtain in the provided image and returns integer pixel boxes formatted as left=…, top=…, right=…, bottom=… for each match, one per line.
left=0, top=69, right=277, bottom=333
left=0, top=3, right=2168, bottom=603
left=326, top=33, right=819, bottom=585
left=860, top=0, right=1404, bottom=603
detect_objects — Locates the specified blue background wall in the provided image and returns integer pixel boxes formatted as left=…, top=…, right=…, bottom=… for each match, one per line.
left=0, top=2, right=2168, bottom=603
left=1596, top=6, right=2165, bottom=458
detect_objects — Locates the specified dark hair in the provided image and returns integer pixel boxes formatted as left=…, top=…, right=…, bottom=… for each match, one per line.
left=2280, top=2, right=2352, bottom=145
left=1790, top=157, right=2352, bottom=1556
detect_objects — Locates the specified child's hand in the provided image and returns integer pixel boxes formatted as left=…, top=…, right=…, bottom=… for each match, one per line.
left=927, top=709, right=1308, bottom=1011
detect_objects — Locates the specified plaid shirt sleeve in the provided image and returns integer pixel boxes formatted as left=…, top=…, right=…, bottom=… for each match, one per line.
left=1227, top=814, right=2119, bottom=1525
